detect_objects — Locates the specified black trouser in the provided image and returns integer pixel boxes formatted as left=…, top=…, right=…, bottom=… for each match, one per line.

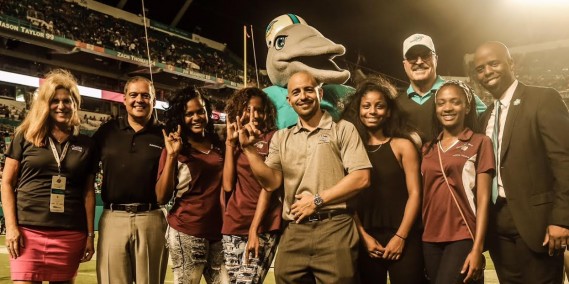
left=358, top=229, right=427, bottom=284
left=489, top=198, right=564, bottom=284
left=423, top=239, right=482, bottom=284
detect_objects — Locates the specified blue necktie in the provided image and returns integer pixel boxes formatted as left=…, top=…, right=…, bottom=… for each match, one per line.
left=491, top=101, right=501, bottom=203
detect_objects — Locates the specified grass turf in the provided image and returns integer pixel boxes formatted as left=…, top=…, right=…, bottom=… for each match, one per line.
left=1, top=234, right=501, bottom=283
left=0, top=234, right=278, bottom=284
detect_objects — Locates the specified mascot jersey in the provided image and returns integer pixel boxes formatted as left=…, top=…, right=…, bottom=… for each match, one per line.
left=263, top=15, right=354, bottom=129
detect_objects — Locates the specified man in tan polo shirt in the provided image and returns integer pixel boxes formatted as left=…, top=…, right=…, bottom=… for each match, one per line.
left=237, top=71, right=371, bottom=283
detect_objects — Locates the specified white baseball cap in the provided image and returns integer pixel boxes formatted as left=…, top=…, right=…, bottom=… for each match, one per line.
left=403, top=34, right=435, bottom=58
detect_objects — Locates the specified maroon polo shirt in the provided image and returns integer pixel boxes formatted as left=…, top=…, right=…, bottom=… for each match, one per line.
left=222, top=131, right=282, bottom=235
left=421, top=128, right=495, bottom=242
left=158, top=146, right=224, bottom=240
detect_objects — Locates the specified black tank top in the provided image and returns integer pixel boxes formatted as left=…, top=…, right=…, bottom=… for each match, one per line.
left=357, top=139, right=411, bottom=231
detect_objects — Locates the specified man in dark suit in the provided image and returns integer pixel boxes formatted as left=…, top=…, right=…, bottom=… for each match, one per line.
left=474, top=41, right=569, bottom=283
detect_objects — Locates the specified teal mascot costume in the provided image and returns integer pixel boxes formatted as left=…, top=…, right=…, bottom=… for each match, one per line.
left=263, top=14, right=354, bottom=129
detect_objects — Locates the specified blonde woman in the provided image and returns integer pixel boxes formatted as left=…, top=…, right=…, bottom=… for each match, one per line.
left=1, top=69, right=97, bottom=283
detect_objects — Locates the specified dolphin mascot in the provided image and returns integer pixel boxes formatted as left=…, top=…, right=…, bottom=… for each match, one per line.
left=263, top=14, right=354, bottom=129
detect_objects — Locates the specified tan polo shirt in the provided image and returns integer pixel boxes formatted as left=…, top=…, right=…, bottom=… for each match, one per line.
left=265, top=111, right=372, bottom=221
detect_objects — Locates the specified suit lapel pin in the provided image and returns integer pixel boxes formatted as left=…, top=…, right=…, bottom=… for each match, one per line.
left=513, top=99, right=521, bottom=106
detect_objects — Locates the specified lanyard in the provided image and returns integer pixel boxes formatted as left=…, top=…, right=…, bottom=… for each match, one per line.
left=48, top=137, right=70, bottom=175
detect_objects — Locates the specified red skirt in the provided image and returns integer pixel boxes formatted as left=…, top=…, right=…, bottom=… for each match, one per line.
left=9, top=226, right=86, bottom=281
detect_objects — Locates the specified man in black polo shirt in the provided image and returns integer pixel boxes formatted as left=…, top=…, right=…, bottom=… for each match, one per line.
left=92, top=76, right=168, bottom=284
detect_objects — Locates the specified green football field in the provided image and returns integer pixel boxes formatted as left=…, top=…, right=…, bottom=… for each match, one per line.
left=0, top=234, right=513, bottom=284
left=0, top=234, right=277, bottom=284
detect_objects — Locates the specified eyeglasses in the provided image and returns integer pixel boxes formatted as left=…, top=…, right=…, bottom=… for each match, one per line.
left=405, top=51, right=435, bottom=64
left=127, top=92, right=152, bottom=100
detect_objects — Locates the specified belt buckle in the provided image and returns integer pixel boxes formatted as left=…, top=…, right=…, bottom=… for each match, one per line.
left=125, top=204, right=138, bottom=213
left=307, top=214, right=321, bottom=222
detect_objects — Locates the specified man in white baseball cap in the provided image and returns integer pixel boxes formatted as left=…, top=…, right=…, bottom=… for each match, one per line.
left=403, top=33, right=436, bottom=57
left=396, top=33, right=486, bottom=142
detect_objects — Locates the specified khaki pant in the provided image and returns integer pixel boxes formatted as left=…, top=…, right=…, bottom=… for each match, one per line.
left=96, top=209, right=168, bottom=284
left=274, top=214, right=359, bottom=284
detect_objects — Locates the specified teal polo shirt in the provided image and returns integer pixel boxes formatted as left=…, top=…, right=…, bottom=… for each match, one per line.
left=406, top=76, right=487, bottom=114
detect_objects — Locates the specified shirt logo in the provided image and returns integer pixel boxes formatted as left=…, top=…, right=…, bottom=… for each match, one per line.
left=459, top=144, right=470, bottom=152
left=149, top=144, right=163, bottom=149
left=254, top=141, right=269, bottom=155
left=318, top=134, right=331, bottom=144
left=71, top=145, right=83, bottom=152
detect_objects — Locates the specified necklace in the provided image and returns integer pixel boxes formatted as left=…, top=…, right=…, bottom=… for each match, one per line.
left=367, top=143, right=383, bottom=153
left=367, top=138, right=390, bottom=153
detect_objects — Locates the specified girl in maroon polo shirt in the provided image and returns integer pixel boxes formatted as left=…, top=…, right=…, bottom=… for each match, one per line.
left=221, top=87, right=282, bottom=284
left=341, top=76, right=425, bottom=284
left=156, top=86, right=228, bottom=283
left=421, top=80, right=493, bottom=284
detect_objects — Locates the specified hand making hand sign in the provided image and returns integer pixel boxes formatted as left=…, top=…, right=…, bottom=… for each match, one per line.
left=162, top=124, right=182, bottom=157
left=226, top=114, right=247, bottom=148
left=236, top=106, right=262, bottom=149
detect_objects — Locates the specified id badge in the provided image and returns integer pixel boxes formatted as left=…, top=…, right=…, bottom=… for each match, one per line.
left=50, top=176, right=66, bottom=213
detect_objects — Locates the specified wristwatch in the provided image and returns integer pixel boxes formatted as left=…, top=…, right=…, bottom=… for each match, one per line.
left=313, top=193, right=324, bottom=208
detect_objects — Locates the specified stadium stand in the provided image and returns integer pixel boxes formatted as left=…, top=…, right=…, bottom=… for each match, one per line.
left=0, top=0, right=268, bottom=87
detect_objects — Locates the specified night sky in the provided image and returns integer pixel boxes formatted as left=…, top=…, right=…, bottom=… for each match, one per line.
left=99, top=0, right=569, bottom=84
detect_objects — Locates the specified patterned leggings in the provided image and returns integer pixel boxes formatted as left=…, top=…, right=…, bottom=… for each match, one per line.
left=222, top=233, right=280, bottom=284
left=167, top=226, right=229, bottom=284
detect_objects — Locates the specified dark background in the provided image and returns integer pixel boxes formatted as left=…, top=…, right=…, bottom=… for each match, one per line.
left=88, top=0, right=569, bottom=83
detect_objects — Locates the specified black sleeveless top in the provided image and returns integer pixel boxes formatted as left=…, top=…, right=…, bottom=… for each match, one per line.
left=356, top=139, right=413, bottom=231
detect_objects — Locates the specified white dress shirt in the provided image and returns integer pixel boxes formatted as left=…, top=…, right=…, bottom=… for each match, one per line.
left=485, top=80, right=518, bottom=197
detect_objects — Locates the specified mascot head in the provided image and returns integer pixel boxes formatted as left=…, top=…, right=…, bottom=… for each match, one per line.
left=265, top=14, right=350, bottom=87
left=265, top=14, right=307, bottom=48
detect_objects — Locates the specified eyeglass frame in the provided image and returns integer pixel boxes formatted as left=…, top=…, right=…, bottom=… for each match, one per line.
left=404, top=51, right=436, bottom=64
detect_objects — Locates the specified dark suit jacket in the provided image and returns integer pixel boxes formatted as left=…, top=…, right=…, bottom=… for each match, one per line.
left=480, top=83, right=569, bottom=253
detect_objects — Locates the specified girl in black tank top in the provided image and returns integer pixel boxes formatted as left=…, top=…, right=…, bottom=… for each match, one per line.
left=360, top=139, right=409, bottom=231
left=342, top=76, right=426, bottom=284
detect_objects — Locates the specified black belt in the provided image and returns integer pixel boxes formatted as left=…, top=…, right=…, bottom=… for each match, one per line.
left=104, top=203, right=159, bottom=213
left=303, top=209, right=351, bottom=223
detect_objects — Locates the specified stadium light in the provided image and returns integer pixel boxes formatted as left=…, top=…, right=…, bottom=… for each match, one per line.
left=0, top=70, right=168, bottom=109
left=0, top=70, right=39, bottom=88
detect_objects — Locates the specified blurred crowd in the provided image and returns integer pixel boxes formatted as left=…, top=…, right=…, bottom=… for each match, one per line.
left=515, top=47, right=569, bottom=94
left=0, top=103, right=26, bottom=121
left=0, top=0, right=269, bottom=85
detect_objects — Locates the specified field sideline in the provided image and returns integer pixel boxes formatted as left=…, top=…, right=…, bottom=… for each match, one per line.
left=3, top=234, right=556, bottom=284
